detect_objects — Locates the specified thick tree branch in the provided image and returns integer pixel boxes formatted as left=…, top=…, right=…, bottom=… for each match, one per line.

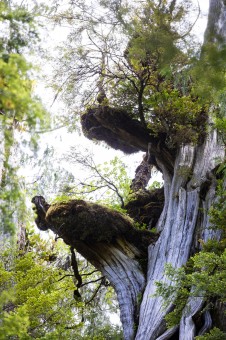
left=32, top=195, right=158, bottom=339
left=81, top=105, right=175, bottom=174
left=70, top=246, right=82, bottom=289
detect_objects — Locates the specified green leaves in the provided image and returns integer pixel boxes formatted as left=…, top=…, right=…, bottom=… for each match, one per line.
left=155, top=249, right=226, bottom=328
left=0, top=0, right=40, bottom=54
left=0, top=229, right=122, bottom=339
left=0, top=54, right=46, bottom=126
left=0, top=306, right=30, bottom=340
left=0, top=234, right=81, bottom=339
left=0, top=1, right=49, bottom=234
left=49, top=0, right=226, bottom=149
left=196, top=327, right=226, bottom=340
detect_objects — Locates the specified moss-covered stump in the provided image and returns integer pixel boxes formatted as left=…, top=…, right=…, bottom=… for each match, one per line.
left=32, top=196, right=158, bottom=340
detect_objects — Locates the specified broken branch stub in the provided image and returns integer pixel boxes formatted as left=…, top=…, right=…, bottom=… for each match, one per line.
left=32, top=196, right=158, bottom=340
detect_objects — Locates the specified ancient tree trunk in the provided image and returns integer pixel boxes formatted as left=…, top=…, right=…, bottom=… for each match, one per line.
left=136, top=129, right=224, bottom=339
left=135, top=2, right=226, bottom=337
left=79, top=1, right=226, bottom=337
left=33, top=127, right=224, bottom=339
left=33, top=1, right=226, bottom=338
left=32, top=131, right=224, bottom=339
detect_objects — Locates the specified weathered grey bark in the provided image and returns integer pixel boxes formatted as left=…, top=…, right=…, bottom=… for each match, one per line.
left=81, top=1, right=226, bottom=335
left=32, top=197, right=158, bottom=340
left=74, top=241, right=146, bottom=340
left=33, top=1, right=226, bottom=338
left=136, top=128, right=225, bottom=339
left=204, top=0, right=226, bottom=44
left=134, top=1, right=226, bottom=338
left=17, top=224, right=27, bottom=252
left=33, top=132, right=224, bottom=339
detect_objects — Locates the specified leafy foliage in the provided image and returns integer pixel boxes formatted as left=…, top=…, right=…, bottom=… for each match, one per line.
left=0, top=0, right=42, bottom=54
left=195, top=327, right=226, bottom=340
left=0, top=229, right=122, bottom=339
left=0, top=54, right=45, bottom=125
left=50, top=0, right=212, bottom=146
left=0, top=233, right=81, bottom=339
left=0, top=0, right=49, bottom=233
left=1, top=0, right=226, bottom=338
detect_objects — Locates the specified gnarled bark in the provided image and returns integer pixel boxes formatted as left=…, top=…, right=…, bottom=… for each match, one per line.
left=135, top=127, right=225, bottom=339
left=33, top=1, right=226, bottom=338
left=79, top=1, right=226, bottom=337
left=33, top=129, right=224, bottom=339
left=32, top=197, right=158, bottom=340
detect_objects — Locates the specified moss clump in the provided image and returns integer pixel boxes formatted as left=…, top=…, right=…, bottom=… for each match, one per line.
left=125, top=188, right=164, bottom=228
left=46, top=199, right=157, bottom=254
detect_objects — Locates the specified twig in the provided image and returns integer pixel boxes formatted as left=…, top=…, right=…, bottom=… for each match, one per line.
left=58, top=274, right=74, bottom=282
left=81, top=276, right=105, bottom=288
left=81, top=269, right=99, bottom=276
left=85, top=279, right=104, bottom=305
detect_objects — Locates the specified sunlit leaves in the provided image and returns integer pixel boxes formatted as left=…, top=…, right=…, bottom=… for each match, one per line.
left=50, top=0, right=199, bottom=123
left=0, top=54, right=46, bottom=127
left=0, top=227, right=122, bottom=338
left=0, top=0, right=42, bottom=54
left=0, top=305, right=30, bottom=340
left=0, top=234, right=82, bottom=339
left=0, top=1, right=49, bottom=234
left=49, top=0, right=226, bottom=149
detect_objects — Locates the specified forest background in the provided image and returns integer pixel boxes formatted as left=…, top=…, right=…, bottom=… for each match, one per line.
left=0, top=0, right=226, bottom=339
